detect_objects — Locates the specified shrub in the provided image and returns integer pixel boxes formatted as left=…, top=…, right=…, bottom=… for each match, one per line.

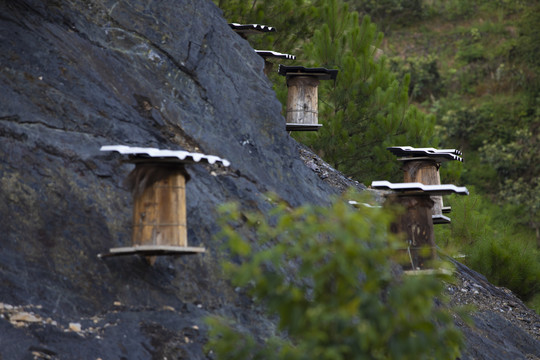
left=436, top=190, right=540, bottom=302
left=468, top=235, right=540, bottom=301
left=207, top=193, right=464, bottom=360
left=389, top=55, right=443, bottom=102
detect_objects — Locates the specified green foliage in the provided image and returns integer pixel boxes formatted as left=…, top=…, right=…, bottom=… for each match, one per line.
left=217, top=0, right=540, bottom=311
left=527, top=293, right=540, bottom=315
left=425, top=0, right=500, bottom=21
left=389, top=55, right=443, bottom=102
left=217, top=0, right=438, bottom=183
left=468, top=235, right=540, bottom=301
left=456, top=40, right=485, bottom=64
left=434, top=90, right=539, bottom=238
left=436, top=190, right=540, bottom=304
left=344, top=0, right=425, bottom=30
left=207, top=194, right=464, bottom=360
left=516, top=3, right=540, bottom=70
left=424, top=0, right=540, bottom=306
left=436, top=191, right=494, bottom=250
left=296, top=1, right=437, bottom=182
left=215, top=0, right=317, bottom=53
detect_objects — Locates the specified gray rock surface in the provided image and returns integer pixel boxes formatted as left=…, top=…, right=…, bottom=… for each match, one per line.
left=0, top=0, right=538, bottom=358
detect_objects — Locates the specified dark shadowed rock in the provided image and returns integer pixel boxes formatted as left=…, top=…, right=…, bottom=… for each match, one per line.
left=0, top=0, right=538, bottom=359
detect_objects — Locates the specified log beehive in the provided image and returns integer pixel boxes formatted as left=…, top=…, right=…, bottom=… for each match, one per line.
left=130, top=164, right=188, bottom=248
left=286, top=76, right=319, bottom=126
left=371, top=181, right=469, bottom=269
left=387, top=146, right=463, bottom=224
left=98, top=145, right=230, bottom=264
left=402, top=159, right=444, bottom=223
left=279, top=65, right=338, bottom=131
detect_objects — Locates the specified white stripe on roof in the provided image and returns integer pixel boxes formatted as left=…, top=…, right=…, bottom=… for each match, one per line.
left=100, top=145, right=230, bottom=167
left=371, top=181, right=469, bottom=195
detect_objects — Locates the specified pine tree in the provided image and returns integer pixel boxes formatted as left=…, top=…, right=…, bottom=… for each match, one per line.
left=217, top=0, right=437, bottom=183
left=298, top=0, right=436, bottom=182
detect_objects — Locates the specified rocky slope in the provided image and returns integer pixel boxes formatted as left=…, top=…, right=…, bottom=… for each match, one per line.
left=0, top=0, right=538, bottom=358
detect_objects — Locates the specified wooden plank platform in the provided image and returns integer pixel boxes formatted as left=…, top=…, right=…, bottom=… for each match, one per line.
left=98, top=245, right=205, bottom=258
left=255, top=50, right=295, bottom=60
left=371, top=181, right=469, bottom=196
left=228, top=23, right=276, bottom=35
left=432, top=214, right=451, bottom=224
left=286, top=123, right=322, bottom=131
left=397, top=154, right=462, bottom=162
left=388, top=146, right=462, bottom=157
left=278, top=65, right=338, bottom=81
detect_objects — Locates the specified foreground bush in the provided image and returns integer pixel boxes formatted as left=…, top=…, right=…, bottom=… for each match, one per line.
left=207, top=193, right=464, bottom=360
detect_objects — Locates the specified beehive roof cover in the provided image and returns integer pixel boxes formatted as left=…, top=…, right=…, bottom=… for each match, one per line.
left=432, top=214, right=452, bottom=224
left=387, top=146, right=463, bottom=161
left=255, top=50, right=296, bottom=60
left=229, top=23, right=276, bottom=34
left=278, top=65, right=339, bottom=80
left=348, top=200, right=382, bottom=208
left=371, top=180, right=469, bottom=195
left=100, top=145, right=231, bottom=167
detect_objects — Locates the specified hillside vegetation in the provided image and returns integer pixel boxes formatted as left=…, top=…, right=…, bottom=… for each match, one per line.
left=378, top=0, right=540, bottom=311
left=215, top=0, right=539, bottom=313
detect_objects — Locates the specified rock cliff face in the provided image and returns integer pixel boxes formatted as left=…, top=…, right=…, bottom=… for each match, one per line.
left=0, top=0, right=538, bottom=359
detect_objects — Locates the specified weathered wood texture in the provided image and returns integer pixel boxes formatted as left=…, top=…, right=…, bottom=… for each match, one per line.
left=286, top=76, right=320, bottom=125
left=132, top=168, right=187, bottom=248
left=402, top=159, right=444, bottom=220
left=389, top=195, right=436, bottom=270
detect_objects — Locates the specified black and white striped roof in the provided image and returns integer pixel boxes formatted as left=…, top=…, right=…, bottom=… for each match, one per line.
left=229, top=23, right=276, bottom=34
left=387, top=146, right=463, bottom=162
left=100, top=145, right=231, bottom=167
left=371, top=181, right=469, bottom=195
left=255, top=50, right=296, bottom=60
left=278, top=65, right=339, bottom=80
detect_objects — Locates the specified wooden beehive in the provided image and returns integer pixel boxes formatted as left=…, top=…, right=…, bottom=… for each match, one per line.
left=279, top=65, right=338, bottom=131
left=387, top=146, right=463, bottom=224
left=371, top=181, right=469, bottom=270
left=401, top=159, right=445, bottom=223
left=286, top=76, right=319, bottom=126
left=130, top=164, right=188, bottom=247
left=389, top=194, right=436, bottom=270
left=98, top=145, right=230, bottom=264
